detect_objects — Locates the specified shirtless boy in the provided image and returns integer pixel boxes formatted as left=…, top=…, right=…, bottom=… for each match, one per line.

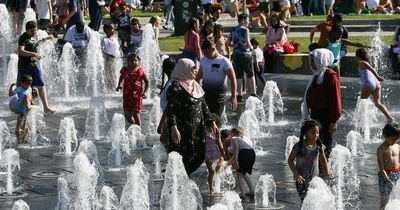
left=377, top=122, right=400, bottom=210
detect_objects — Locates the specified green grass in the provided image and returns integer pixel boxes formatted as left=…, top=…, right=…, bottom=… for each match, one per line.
left=290, top=14, right=400, bottom=21
left=130, top=10, right=163, bottom=17
left=159, top=35, right=393, bottom=53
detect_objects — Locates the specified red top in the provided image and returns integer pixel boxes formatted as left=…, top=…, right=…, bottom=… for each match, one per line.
left=307, top=68, right=342, bottom=123
left=184, top=30, right=200, bottom=54
left=246, top=0, right=259, bottom=13
left=110, top=0, right=125, bottom=14
left=120, top=66, right=144, bottom=112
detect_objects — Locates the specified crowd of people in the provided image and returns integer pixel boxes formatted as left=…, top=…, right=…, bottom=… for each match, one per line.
left=3, top=0, right=400, bottom=208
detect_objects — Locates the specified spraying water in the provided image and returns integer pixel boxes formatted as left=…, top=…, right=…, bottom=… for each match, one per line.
left=238, top=110, right=267, bottom=155
left=7, top=54, right=18, bottom=85
left=26, top=106, right=48, bottom=146
left=386, top=181, right=400, bottom=210
left=108, top=113, right=130, bottom=167
left=0, top=120, right=11, bottom=159
left=77, top=140, right=100, bottom=169
left=301, top=177, right=335, bottom=210
left=58, top=117, right=79, bottom=155
left=245, top=96, right=266, bottom=123
left=354, top=98, right=379, bottom=143
left=152, top=144, right=163, bottom=179
left=254, top=173, right=277, bottom=208
left=120, top=159, right=150, bottom=210
left=329, top=144, right=360, bottom=210
left=345, top=130, right=366, bottom=157
left=85, top=31, right=105, bottom=97
left=0, top=4, right=12, bottom=84
left=84, top=97, right=108, bottom=140
left=0, top=149, right=20, bottom=195
left=137, top=23, right=162, bottom=96
left=127, top=124, right=146, bottom=149
left=12, top=200, right=30, bottom=210
left=219, top=191, right=243, bottom=210
left=214, top=163, right=235, bottom=194
left=21, top=8, right=36, bottom=33
left=147, top=96, right=162, bottom=134
left=209, top=203, right=229, bottom=210
left=368, top=22, right=391, bottom=77
left=72, top=153, right=99, bottom=210
left=58, top=43, right=78, bottom=98
left=285, top=135, right=299, bottom=163
left=262, top=81, right=283, bottom=123
left=37, top=31, right=59, bottom=94
left=160, top=152, right=203, bottom=210
left=56, top=177, right=71, bottom=210
left=97, top=186, right=120, bottom=210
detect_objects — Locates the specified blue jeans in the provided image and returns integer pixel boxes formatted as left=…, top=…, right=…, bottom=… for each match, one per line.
left=165, top=5, right=174, bottom=26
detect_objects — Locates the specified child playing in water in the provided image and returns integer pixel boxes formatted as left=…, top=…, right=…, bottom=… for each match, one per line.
left=226, top=127, right=255, bottom=199
left=8, top=75, right=34, bottom=143
left=116, top=53, right=149, bottom=126
left=102, top=24, right=121, bottom=92
left=205, top=113, right=225, bottom=195
left=377, top=122, right=400, bottom=210
left=356, top=48, right=395, bottom=123
left=250, top=38, right=266, bottom=86
left=288, top=119, right=329, bottom=202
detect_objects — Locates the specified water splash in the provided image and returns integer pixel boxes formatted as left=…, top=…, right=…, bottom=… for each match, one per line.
left=120, top=159, right=150, bottom=210
left=58, top=117, right=79, bottom=156
left=368, top=22, right=391, bottom=77
left=262, top=81, right=283, bottom=123
left=329, top=144, right=360, bottom=210
left=208, top=203, right=229, bottom=210
left=147, top=96, right=162, bottom=134
left=345, top=130, right=366, bottom=157
left=245, top=96, right=266, bottom=123
left=108, top=113, right=130, bottom=167
left=219, top=191, right=243, bottom=210
left=254, top=173, right=277, bottom=208
left=85, top=31, right=105, bottom=97
left=84, top=97, right=108, bottom=140
left=214, top=163, right=235, bottom=193
left=127, top=124, right=146, bottom=149
left=6, top=54, right=18, bottom=85
left=301, top=177, right=335, bottom=210
left=21, top=9, right=36, bottom=33
left=97, top=186, right=120, bottom=210
left=56, top=177, right=71, bottom=210
left=12, top=200, right=30, bottom=210
left=72, top=153, right=99, bottom=210
left=354, top=98, right=379, bottom=143
left=160, top=152, right=203, bottom=210
left=0, top=4, right=12, bottom=84
left=26, top=106, right=49, bottom=146
left=37, top=31, right=59, bottom=94
left=58, top=43, right=78, bottom=97
left=0, top=120, right=11, bottom=159
left=0, top=149, right=20, bottom=195
left=238, top=110, right=267, bottom=155
left=285, top=135, right=299, bottom=163
left=152, top=144, right=163, bottom=179
left=386, top=181, right=400, bottom=210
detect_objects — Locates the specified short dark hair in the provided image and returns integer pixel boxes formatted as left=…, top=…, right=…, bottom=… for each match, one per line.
left=103, top=24, right=113, bottom=33
left=162, top=56, right=177, bottom=78
left=221, top=129, right=230, bottom=141
left=21, top=74, right=33, bottom=83
left=355, top=48, right=369, bottom=62
left=25, top=21, right=37, bottom=30
left=333, top=13, right=343, bottom=24
left=250, top=38, right=259, bottom=46
left=131, top=18, right=141, bottom=27
left=127, top=53, right=140, bottom=60
left=201, top=39, right=215, bottom=51
left=383, top=123, right=400, bottom=139
left=238, top=13, right=249, bottom=23
left=308, top=43, right=319, bottom=52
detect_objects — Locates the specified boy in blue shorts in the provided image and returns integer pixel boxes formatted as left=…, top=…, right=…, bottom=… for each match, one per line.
left=377, top=122, right=400, bottom=209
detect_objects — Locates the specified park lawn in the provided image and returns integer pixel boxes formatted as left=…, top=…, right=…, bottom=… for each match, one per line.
left=159, top=35, right=393, bottom=53
left=290, top=14, right=400, bottom=21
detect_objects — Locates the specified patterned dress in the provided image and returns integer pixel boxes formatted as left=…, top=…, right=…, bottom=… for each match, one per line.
left=121, top=67, right=144, bottom=112
left=166, top=81, right=213, bottom=175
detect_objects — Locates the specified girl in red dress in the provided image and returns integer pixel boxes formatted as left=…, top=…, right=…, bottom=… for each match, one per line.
left=116, top=54, right=149, bottom=126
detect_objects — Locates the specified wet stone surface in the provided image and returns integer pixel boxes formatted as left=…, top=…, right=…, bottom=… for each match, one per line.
left=0, top=74, right=398, bottom=209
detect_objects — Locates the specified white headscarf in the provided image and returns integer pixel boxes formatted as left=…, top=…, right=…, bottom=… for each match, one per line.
left=302, top=49, right=334, bottom=122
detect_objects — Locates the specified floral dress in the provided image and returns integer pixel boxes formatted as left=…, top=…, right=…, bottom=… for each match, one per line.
left=121, top=67, right=144, bottom=112
left=166, top=81, right=213, bottom=175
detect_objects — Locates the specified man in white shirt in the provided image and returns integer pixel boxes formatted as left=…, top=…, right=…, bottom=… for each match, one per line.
left=35, top=0, right=53, bottom=31
left=63, top=21, right=91, bottom=49
left=196, top=39, right=237, bottom=116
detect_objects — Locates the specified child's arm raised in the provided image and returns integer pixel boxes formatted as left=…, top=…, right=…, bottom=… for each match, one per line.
left=360, top=60, right=384, bottom=82
left=288, top=148, right=305, bottom=184
left=142, top=72, right=150, bottom=99
left=377, top=147, right=394, bottom=187
left=341, top=39, right=367, bottom=48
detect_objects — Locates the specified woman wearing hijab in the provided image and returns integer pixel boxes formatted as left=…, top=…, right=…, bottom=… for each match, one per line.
left=302, top=49, right=341, bottom=158
left=165, top=58, right=218, bottom=175
left=263, top=14, right=287, bottom=73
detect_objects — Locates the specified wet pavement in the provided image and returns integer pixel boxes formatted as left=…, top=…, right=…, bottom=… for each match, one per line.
left=0, top=73, right=399, bottom=209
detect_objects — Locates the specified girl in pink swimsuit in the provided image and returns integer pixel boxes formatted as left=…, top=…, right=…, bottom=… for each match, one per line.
left=356, top=48, right=394, bottom=123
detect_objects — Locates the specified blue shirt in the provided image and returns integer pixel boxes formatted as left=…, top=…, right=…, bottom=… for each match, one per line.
left=229, top=26, right=251, bottom=55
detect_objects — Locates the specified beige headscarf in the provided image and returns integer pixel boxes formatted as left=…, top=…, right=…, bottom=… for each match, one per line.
left=171, top=58, right=205, bottom=98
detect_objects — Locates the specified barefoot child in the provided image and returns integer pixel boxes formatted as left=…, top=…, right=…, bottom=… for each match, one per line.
left=288, top=119, right=329, bottom=202
left=226, top=127, right=255, bottom=199
left=205, top=114, right=225, bottom=194
left=377, top=123, right=400, bottom=210
left=8, top=75, right=34, bottom=143
left=356, top=48, right=395, bottom=123
left=116, top=53, right=149, bottom=126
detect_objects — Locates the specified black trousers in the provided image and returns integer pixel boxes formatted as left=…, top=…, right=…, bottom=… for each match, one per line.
left=204, top=89, right=226, bottom=117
